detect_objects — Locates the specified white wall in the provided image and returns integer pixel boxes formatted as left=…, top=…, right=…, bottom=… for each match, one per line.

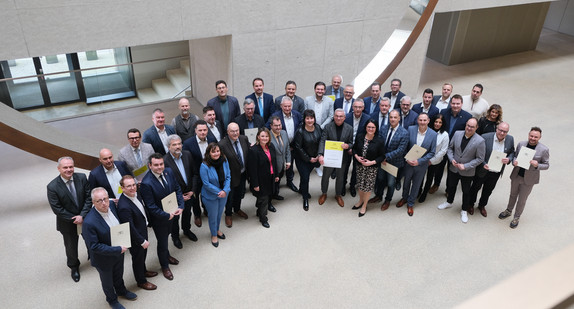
left=544, top=0, right=574, bottom=36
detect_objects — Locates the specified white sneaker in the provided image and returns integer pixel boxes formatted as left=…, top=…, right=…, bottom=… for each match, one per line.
left=315, top=167, right=323, bottom=177
left=461, top=210, right=468, bottom=223
left=437, top=202, right=452, bottom=210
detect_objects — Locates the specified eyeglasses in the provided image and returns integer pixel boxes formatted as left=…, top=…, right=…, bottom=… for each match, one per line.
left=94, top=197, right=109, bottom=204
left=497, top=128, right=509, bottom=134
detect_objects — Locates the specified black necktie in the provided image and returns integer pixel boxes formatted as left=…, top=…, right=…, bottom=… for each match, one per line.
left=160, top=175, right=167, bottom=188
left=386, top=127, right=394, bottom=148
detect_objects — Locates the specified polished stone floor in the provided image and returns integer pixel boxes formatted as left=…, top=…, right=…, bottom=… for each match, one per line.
left=0, top=29, right=571, bottom=308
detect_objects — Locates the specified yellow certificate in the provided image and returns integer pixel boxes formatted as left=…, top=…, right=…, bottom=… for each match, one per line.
left=323, top=140, right=344, bottom=168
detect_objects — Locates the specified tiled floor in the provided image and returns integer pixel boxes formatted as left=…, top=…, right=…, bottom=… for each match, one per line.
left=0, top=29, right=572, bottom=308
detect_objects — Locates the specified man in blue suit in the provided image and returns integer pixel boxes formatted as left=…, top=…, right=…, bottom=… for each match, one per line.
left=139, top=153, right=184, bottom=281
left=345, top=99, right=370, bottom=197
left=246, top=77, right=274, bottom=123
left=397, top=96, right=419, bottom=129
left=364, top=82, right=382, bottom=115
left=142, top=108, right=176, bottom=155
left=432, top=82, right=453, bottom=112
left=383, top=78, right=406, bottom=109
left=82, top=187, right=137, bottom=309
left=207, top=80, right=241, bottom=129
left=370, top=97, right=391, bottom=133
left=325, top=74, right=343, bottom=99
left=441, top=94, right=472, bottom=138
left=396, top=113, right=437, bottom=216
left=333, top=85, right=355, bottom=114
left=412, top=88, right=439, bottom=119
left=89, top=148, right=132, bottom=202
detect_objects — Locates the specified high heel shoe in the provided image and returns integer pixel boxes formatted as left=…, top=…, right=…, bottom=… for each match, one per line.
left=217, top=233, right=226, bottom=240
left=303, top=199, right=309, bottom=211
left=211, top=241, right=219, bottom=248
left=352, top=205, right=361, bottom=210
left=358, top=210, right=366, bottom=217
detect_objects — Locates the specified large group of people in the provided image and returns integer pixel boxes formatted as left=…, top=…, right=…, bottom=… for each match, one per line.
left=47, top=76, right=550, bottom=308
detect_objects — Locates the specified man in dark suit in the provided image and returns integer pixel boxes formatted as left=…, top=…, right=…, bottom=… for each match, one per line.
left=412, top=88, right=440, bottom=119
left=139, top=154, right=184, bottom=281
left=383, top=78, right=406, bottom=110
left=346, top=99, right=370, bottom=197
left=163, top=135, right=199, bottom=248
left=234, top=98, right=265, bottom=135
left=334, top=84, right=355, bottom=114
left=269, top=116, right=292, bottom=203
left=317, top=109, right=354, bottom=207
left=364, top=82, right=382, bottom=115
left=438, top=118, right=485, bottom=224
left=183, top=120, right=216, bottom=228
left=117, top=175, right=157, bottom=291
left=274, top=80, right=306, bottom=115
left=82, top=187, right=137, bottom=308
left=432, top=82, right=453, bottom=112
left=469, top=122, right=514, bottom=217
left=171, top=97, right=199, bottom=142
left=396, top=113, right=437, bottom=216
left=397, top=96, right=418, bottom=129
left=325, top=74, right=343, bottom=100
left=218, top=122, right=250, bottom=228
left=499, top=127, right=549, bottom=229
left=89, top=148, right=132, bottom=202
left=246, top=77, right=274, bottom=123
left=47, top=156, right=92, bottom=282
left=207, top=80, right=241, bottom=129
left=118, top=128, right=155, bottom=175
left=203, top=106, right=225, bottom=141
left=370, top=97, right=391, bottom=133
left=441, top=94, right=472, bottom=139
left=142, top=108, right=176, bottom=155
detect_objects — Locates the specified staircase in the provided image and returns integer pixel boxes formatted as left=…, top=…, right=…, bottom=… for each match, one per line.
left=137, top=59, right=191, bottom=104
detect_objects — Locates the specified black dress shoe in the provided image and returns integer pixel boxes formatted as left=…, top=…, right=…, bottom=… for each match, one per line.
left=341, top=189, right=346, bottom=197
left=358, top=211, right=366, bottom=217
left=217, top=233, right=226, bottom=240
left=261, top=221, right=270, bottom=228
left=303, top=199, right=309, bottom=211
left=273, top=195, right=284, bottom=200
left=71, top=267, right=80, bottom=282
left=172, top=238, right=183, bottom=249
left=418, top=192, right=427, bottom=203
left=287, top=182, right=299, bottom=192
left=330, top=170, right=337, bottom=179
left=352, top=205, right=361, bottom=210
left=211, top=241, right=219, bottom=248
left=395, top=181, right=401, bottom=191
left=184, top=231, right=198, bottom=242
left=350, top=187, right=356, bottom=197
left=268, top=204, right=277, bottom=212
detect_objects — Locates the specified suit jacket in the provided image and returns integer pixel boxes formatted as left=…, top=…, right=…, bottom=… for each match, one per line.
left=509, top=141, right=549, bottom=185
left=139, top=167, right=184, bottom=225
left=345, top=112, right=370, bottom=141
left=247, top=92, right=274, bottom=123
left=476, top=132, right=515, bottom=178
left=207, top=120, right=225, bottom=141
left=318, top=122, right=354, bottom=163
left=370, top=110, right=389, bottom=133
left=441, top=108, right=472, bottom=138
left=383, top=90, right=406, bottom=109
left=88, top=161, right=132, bottom=199
left=172, top=114, right=198, bottom=142
left=274, top=95, right=306, bottom=115
left=305, top=96, right=334, bottom=129
left=117, top=193, right=149, bottom=247
left=234, top=113, right=265, bottom=135
left=325, top=85, right=343, bottom=100
left=334, top=97, right=354, bottom=114
left=265, top=110, right=303, bottom=141
left=380, top=125, right=409, bottom=168
left=142, top=125, right=176, bottom=155
left=82, top=202, right=123, bottom=270
left=207, top=95, right=241, bottom=128
left=118, top=142, right=155, bottom=172
left=218, top=135, right=250, bottom=187
left=270, top=130, right=291, bottom=173
left=406, top=125, right=437, bottom=168
left=183, top=135, right=217, bottom=175
left=200, top=161, right=231, bottom=200
left=398, top=109, right=419, bottom=129
left=47, top=173, right=92, bottom=233
left=432, top=95, right=450, bottom=107
left=447, top=131, right=486, bottom=177
left=248, top=144, right=279, bottom=196
left=163, top=150, right=199, bottom=194
left=411, top=103, right=439, bottom=119
left=364, top=96, right=381, bottom=115
left=352, top=134, right=385, bottom=163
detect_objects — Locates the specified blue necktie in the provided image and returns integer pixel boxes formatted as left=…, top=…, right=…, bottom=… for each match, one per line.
left=258, top=97, right=264, bottom=117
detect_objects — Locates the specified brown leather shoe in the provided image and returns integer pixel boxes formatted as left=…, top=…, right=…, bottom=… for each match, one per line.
left=318, top=193, right=327, bottom=205
left=468, top=207, right=474, bottom=215
left=225, top=216, right=232, bottom=228
left=194, top=216, right=202, bottom=228
left=396, top=198, right=407, bottom=208
left=236, top=209, right=248, bottom=219
left=145, top=271, right=158, bottom=278
left=381, top=201, right=390, bottom=211
left=368, top=196, right=382, bottom=204
left=168, top=256, right=179, bottom=265
left=335, top=195, right=344, bottom=207
left=137, top=281, right=157, bottom=290
left=162, top=268, right=173, bottom=280
left=407, top=206, right=414, bottom=216
left=478, top=206, right=487, bottom=217
left=428, top=185, right=439, bottom=194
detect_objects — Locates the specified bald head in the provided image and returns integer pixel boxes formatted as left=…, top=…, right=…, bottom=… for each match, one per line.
left=227, top=122, right=240, bottom=141
left=99, top=148, right=114, bottom=170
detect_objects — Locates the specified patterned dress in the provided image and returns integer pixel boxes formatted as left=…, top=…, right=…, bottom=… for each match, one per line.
left=355, top=137, right=378, bottom=192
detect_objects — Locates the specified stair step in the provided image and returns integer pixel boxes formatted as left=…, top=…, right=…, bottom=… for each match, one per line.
left=137, top=88, right=162, bottom=103
left=151, top=78, right=180, bottom=98
left=180, top=59, right=190, bottom=76
left=166, top=68, right=191, bottom=94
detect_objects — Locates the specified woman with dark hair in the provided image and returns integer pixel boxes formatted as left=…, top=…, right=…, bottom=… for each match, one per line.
left=293, top=109, right=322, bottom=211
left=352, top=119, right=385, bottom=217
left=248, top=128, right=279, bottom=228
left=200, top=142, right=231, bottom=247
left=477, top=104, right=503, bottom=135
left=419, top=114, right=450, bottom=203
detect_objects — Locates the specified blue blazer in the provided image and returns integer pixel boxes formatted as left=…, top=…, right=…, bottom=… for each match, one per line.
left=139, top=167, right=184, bottom=224
left=411, top=103, right=439, bottom=119
left=441, top=108, right=472, bottom=138
left=406, top=125, right=437, bottom=167
left=82, top=202, right=123, bottom=270
left=383, top=91, right=406, bottom=109
left=345, top=111, right=370, bottom=139
left=363, top=96, right=381, bottom=115
left=334, top=97, right=354, bottom=113
left=265, top=110, right=303, bottom=136
left=88, top=161, right=132, bottom=198
left=380, top=125, right=409, bottom=168
left=183, top=135, right=217, bottom=173
left=207, top=95, right=241, bottom=127
left=247, top=92, right=274, bottom=123
left=200, top=161, right=231, bottom=201
left=142, top=125, right=176, bottom=155
left=397, top=109, right=419, bottom=129
left=117, top=194, right=149, bottom=247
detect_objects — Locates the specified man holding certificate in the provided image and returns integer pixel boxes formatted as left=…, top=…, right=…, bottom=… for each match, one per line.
left=139, top=153, right=184, bottom=281
left=397, top=113, right=436, bottom=216
left=83, top=187, right=137, bottom=309
left=469, top=122, right=514, bottom=217
left=317, top=109, right=354, bottom=207
left=499, top=127, right=549, bottom=229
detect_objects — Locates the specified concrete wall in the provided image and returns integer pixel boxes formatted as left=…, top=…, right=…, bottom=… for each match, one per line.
left=131, top=40, right=190, bottom=89
left=544, top=0, right=574, bottom=36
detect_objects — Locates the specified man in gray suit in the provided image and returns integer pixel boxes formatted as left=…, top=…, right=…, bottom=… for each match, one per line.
left=325, top=74, right=343, bottom=99
left=499, top=127, right=549, bottom=228
left=269, top=116, right=292, bottom=202
left=317, top=109, right=354, bottom=207
left=469, top=122, right=514, bottom=217
left=438, top=118, right=485, bottom=223
left=118, top=128, right=155, bottom=176
left=305, top=81, right=334, bottom=129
